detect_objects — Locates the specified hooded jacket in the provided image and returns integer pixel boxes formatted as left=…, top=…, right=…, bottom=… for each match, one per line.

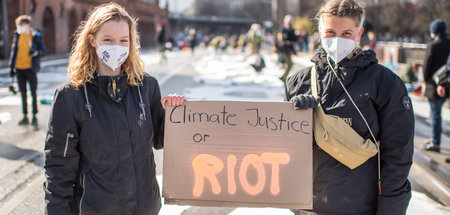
left=285, top=48, right=414, bottom=215
left=9, top=30, right=45, bottom=73
left=44, top=73, right=164, bottom=215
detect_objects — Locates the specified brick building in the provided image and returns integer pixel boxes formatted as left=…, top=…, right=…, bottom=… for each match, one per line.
left=0, top=0, right=169, bottom=59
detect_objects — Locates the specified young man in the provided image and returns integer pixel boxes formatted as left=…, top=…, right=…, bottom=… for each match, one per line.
left=9, top=15, right=45, bottom=126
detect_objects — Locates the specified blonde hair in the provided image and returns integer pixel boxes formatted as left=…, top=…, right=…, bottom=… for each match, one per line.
left=15, top=15, right=31, bottom=25
left=316, top=0, right=365, bottom=29
left=68, top=3, right=145, bottom=87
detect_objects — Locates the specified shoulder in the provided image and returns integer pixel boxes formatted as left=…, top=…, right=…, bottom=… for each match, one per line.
left=32, top=30, right=43, bottom=38
left=362, top=64, right=407, bottom=97
left=54, top=81, right=82, bottom=101
left=141, top=74, right=162, bottom=96
left=142, top=74, right=160, bottom=88
left=365, top=63, right=403, bottom=84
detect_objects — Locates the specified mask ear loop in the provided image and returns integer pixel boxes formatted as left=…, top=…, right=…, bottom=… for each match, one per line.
left=326, top=54, right=382, bottom=195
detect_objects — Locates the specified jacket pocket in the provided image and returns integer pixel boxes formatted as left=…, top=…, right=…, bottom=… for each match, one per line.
left=64, top=132, right=75, bottom=157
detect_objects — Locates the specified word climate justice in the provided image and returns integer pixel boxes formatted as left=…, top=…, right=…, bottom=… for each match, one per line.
left=169, top=105, right=310, bottom=133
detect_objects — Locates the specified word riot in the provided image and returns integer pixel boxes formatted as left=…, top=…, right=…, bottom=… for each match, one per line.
left=192, top=152, right=290, bottom=197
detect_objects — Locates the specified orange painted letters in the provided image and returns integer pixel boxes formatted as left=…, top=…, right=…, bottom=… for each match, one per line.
left=191, top=153, right=291, bottom=197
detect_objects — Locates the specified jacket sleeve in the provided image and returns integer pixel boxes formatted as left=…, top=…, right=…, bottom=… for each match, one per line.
left=9, top=34, right=18, bottom=69
left=44, top=87, right=80, bottom=215
left=149, top=78, right=165, bottom=149
left=375, top=70, right=414, bottom=215
left=35, top=33, right=46, bottom=57
left=446, top=54, right=450, bottom=71
left=422, top=43, right=435, bottom=83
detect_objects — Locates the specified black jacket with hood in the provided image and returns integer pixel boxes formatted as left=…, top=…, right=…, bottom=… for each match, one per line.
left=285, top=48, right=414, bottom=215
left=423, top=35, right=450, bottom=99
left=44, top=73, right=164, bottom=215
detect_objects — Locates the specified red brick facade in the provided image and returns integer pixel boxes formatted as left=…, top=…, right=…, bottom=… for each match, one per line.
left=3, top=0, right=169, bottom=57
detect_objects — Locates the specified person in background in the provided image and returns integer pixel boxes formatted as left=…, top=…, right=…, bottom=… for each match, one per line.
left=421, top=19, right=450, bottom=153
left=286, top=0, right=414, bottom=214
left=368, top=31, right=376, bottom=49
left=43, top=3, right=184, bottom=214
left=189, top=28, right=197, bottom=55
left=280, top=15, right=298, bottom=82
left=244, top=23, right=263, bottom=61
left=9, top=15, right=45, bottom=126
left=401, top=62, right=422, bottom=93
left=156, top=23, right=167, bottom=62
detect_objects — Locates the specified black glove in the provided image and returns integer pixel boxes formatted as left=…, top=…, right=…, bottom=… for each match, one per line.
left=290, top=95, right=319, bottom=110
left=9, top=68, right=15, bottom=77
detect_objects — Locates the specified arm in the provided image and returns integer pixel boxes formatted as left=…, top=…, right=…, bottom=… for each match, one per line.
left=9, top=34, right=18, bottom=69
left=375, top=72, right=414, bottom=215
left=34, top=33, right=46, bottom=57
left=44, top=87, right=80, bottom=214
left=150, top=78, right=165, bottom=149
left=422, top=43, right=435, bottom=83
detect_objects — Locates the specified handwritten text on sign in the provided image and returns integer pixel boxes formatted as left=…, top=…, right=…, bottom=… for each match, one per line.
left=162, top=101, right=313, bottom=209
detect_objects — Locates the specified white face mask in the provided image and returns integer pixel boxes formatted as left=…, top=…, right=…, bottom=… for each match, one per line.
left=17, top=25, right=28, bottom=34
left=96, top=44, right=129, bottom=71
left=321, top=37, right=356, bottom=64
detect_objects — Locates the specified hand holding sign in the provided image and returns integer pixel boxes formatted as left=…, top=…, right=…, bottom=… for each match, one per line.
left=161, top=94, right=185, bottom=110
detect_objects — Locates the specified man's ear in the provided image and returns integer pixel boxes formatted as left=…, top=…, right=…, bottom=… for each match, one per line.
left=88, top=34, right=97, bottom=48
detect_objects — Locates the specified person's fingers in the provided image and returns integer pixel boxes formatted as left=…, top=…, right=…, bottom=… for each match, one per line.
left=178, top=96, right=184, bottom=106
left=175, top=96, right=182, bottom=106
left=299, top=96, right=307, bottom=109
left=161, top=97, right=167, bottom=110
left=306, top=96, right=313, bottom=109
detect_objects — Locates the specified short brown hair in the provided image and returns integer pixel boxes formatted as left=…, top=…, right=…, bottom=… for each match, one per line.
left=316, top=0, right=365, bottom=28
left=15, top=15, right=31, bottom=25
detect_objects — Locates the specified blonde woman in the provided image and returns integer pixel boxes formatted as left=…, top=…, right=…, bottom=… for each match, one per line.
left=44, top=3, right=184, bottom=214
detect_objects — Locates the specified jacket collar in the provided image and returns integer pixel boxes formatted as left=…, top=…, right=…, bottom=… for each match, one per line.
left=89, top=72, right=129, bottom=102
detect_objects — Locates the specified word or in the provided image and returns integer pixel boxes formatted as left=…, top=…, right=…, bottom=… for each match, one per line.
left=192, top=152, right=290, bottom=197
left=170, top=105, right=237, bottom=126
left=193, top=133, right=210, bottom=143
left=245, top=108, right=310, bottom=133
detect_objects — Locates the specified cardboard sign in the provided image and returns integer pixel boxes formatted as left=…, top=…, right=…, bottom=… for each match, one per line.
left=162, top=101, right=312, bottom=209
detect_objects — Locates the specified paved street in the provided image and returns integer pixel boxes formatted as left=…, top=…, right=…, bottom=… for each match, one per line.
left=0, top=48, right=449, bottom=214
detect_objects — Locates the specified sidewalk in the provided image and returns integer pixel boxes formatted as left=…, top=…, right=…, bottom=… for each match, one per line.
left=411, top=93, right=450, bottom=135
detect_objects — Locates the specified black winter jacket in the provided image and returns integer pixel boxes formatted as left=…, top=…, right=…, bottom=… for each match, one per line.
left=44, top=73, right=164, bottom=215
left=423, top=35, right=450, bottom=99
left=285, top=49, right=414, bottom=215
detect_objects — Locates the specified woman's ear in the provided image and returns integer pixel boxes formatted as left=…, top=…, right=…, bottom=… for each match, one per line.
left=88, top=34, right=97, bottom=48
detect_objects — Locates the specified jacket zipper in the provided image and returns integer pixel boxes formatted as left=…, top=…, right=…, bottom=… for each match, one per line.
left=64, top=133, right=74, bottom=157
left=79, top=175, right=86, bottom=215
left=112, top=78, right=117, bottom=98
